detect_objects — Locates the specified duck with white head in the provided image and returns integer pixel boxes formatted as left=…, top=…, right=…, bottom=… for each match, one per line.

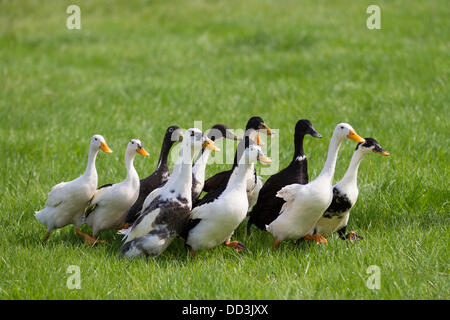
left=267, top=123, right=365, bottom=249
left=34, top=134, right=112, bottom=243
left=83, top=139, right=149, bottom=243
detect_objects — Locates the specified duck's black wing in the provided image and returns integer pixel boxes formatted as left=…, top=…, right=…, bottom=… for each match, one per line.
left=202, top=170, right=232, bottom=193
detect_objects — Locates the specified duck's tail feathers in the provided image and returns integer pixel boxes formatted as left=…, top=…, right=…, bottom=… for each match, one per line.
left=276, top=184, right=302, bottom=202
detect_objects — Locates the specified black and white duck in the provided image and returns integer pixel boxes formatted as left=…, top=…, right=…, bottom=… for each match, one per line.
left=196, top=116, right=272, bottom=208
left=120, top=128, right=219, bottom=258
left=34, top=135, right=112, bottom=243
left=83, top=139, right=149, bottom=242
left=182, top=138, right=271, bottom=258
left=267, top=123, right=365, bottom=248
left=314, top=138, right=389, bottom=241
left=124, top=126, right=183, bottom=225
left=247, top=119, right=321, bottom=234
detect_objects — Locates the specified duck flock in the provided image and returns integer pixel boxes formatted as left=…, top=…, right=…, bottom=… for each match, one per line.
left=35, top=116, right=389, bottom=258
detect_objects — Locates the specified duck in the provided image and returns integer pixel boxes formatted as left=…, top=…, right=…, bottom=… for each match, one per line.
left=34, top=135, right=112, bottom=243
left=119, top=128, right=219, bottom=258
left=314, top=138, right=389, bottom=241
left=83, top=139, right=150, bottom=241
left=195, top=116, right=272, bottom=208
left=267, top=123, right=365, bottom=249
left=191, top=124, right=238, bottom=205
left=182, top=138, right=272, bottom=258
left=247, top=119, right=322, bottom=234
left=124, top=126, right=183, bottom=225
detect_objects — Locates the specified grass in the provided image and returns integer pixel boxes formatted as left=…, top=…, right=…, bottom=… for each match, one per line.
left=0, top=0, right=449, bottom=299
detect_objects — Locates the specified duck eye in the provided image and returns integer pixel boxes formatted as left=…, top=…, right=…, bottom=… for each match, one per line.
left=190, top=131, right=195, bottom=137
left=340, top=126, right=344, bottom=129
left=94, top=138, right=98, bottom=141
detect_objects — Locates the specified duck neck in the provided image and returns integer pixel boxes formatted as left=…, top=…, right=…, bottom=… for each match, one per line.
left=291, top=133, right=305, bottom=162
left=83, top=147, right=99, bottom=178
left=166, top=142, right=195, bottom=198
left=192, top=147, right=212, bottom=180
left=226, top=161, right=253, bottom=192
left=155, top=136, right=174, bottom=172
left=318, top=134, right=344, bottom=181
left=125, top=150, right=138, bottom=182
left=340, top=150, right=364, bottom=186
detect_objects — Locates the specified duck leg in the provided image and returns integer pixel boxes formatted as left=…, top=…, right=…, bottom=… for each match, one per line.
left=190, top=250, right=196, bottom=260
left=337, top=226, right=363, bottom=242
left=75, top=228, right=104, bottom=245
left=271, top=238, right=280, bottom=250
left=42, top=231, right=51, bottom=242
left=115, top=223, right=130, bottom=231
left=224, top=240, right=247, bottom=252
left=304, top=233, right=328, bottom=245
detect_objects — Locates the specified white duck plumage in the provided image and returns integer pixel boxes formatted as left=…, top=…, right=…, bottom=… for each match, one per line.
left=34, top=134, right=112, bottom=242
left=184, top=141, right=271, bottom=256
left=315, top=138, right=389, bottom=240
left=84, top=139, right=149, bottom=240
left=266, top=123, right=365, bottom=247
left=120, top=128, right=218, bottom=258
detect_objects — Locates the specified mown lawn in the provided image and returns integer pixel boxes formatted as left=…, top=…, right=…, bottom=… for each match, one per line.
left=0, top=0, right=448, bottom=299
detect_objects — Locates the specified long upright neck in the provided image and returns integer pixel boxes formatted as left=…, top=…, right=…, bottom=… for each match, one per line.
left=318, top=134, right=344, bottom=180
left=155, top=137, right=174, bottom=172
left=192, top=147, right=212, bottom=178
left=125, top=150, right=138, bottom=182
left=83, top=147, right=99, bottom=178
left=164, top=142, right=195, bottom=198
left=226, top=161, right=253, bottom=192
left=291, top=133, right=305, bottom=162
left=340, top=150, right=364, bottom=186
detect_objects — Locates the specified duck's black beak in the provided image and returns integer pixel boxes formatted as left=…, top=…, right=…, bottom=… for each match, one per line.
left=309, top=127, right=322, bottom=138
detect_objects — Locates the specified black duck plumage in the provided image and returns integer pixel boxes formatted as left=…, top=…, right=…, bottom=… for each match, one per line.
left=247, top=119, right=321, bottom=233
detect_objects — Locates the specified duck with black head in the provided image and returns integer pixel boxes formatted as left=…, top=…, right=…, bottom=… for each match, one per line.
left=315, top=138, right=389, bottom=241
left=247, top=119, right=322, bottom=234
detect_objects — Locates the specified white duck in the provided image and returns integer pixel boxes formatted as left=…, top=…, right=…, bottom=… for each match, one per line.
left=182, top=138, right=271, bottom=258
left=267, top=123, right=365, bottom=248
left=35, top=135, right=112, bottom=243
left=84, top=139, right=149, bottom=241
left=315, top=138, right=389, bottom=241
left=120, top=128, right=219, bottom=258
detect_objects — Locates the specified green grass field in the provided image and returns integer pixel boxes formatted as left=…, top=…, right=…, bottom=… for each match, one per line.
left=0, top=0, right=449, bottom=299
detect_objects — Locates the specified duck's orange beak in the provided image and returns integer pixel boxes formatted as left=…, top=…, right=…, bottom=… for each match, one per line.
left=100, top=141, right=113, bottom=153
left=137, top=147, right=149, bottom=156
left=347, top=130, right=365, bottom=143
left=203, top=139, right=220, bottom=152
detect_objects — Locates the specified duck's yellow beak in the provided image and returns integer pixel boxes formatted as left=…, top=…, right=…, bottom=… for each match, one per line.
left=100, top=141, right=113, bottom=153
left=378, top=150, right=390, bottom=156
left=347, top=130, right=365, bottom=143
left=258, top=154, right=272, bottom=165
left=137, top=147, right=149, bottom=156
left=203, top=139, right=220, bottom=152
